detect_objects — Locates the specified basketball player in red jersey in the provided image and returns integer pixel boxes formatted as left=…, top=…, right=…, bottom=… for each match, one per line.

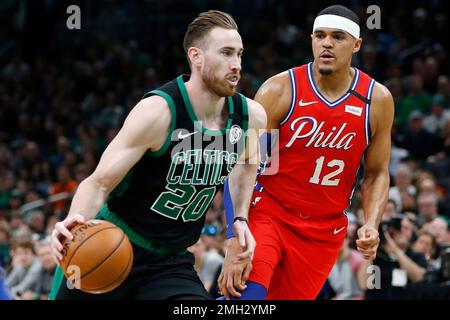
left=218, top=5, right=394, bottom=300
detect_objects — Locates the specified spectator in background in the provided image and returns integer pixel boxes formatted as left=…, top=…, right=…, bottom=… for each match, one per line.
left=8, top=190, right=23, bottom=213
left=17, top=240, right=56, bottom=300
left=443, top=119, right=450, bottom=155
left=423, top=94, right=450, bottom=136
left=360, top=215, right=427, bottom=299
left=0, top=172, right=15, bottom=210
left=400, top=215, right=416, bottom=245
left=401, top=111, right=440, bottom=161
left=413, top=230, right=437, bottom=263
left=328, top=235, right=365, bottom=300
left=416, top=175, right=441, bottom=197
left=49, top=136, right=72, bottom=169
left=389, top=164, right=416, bottom=212
left=417, top=192, right=440, bottom=225
left=12, top=141, right=51, bottom=184
left=189, top=235, right=224, bottom=293
left=9, top=211, right=26, bottom=237
left=74, top=163, right=90, bottom=184
left=94, top=91, right=124, bottom=132
left=5, top=238, right=41, bottom=299
left=397, top=75, right=431, bottom=126
left=383, top=199, right=399, bottom=222
left=403, top=111, right=438, bottom=161
left=437, top=75, right=450, bottom=105
left=48, top=165, right=77, bottom=214
left=389, top=139, right=409, bottom=177
left=427, top=217, right=450, bottom=246
left=27, top=210, right=46, bottom=240
left=412, top=230, right=442, bottom=282
left=409, top=229, right=450, bottom=298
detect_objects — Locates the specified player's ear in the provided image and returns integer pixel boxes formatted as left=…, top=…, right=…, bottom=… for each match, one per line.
left=188, top=47, right=203, bottom=68
left=353, top=38, right=362, bottom=53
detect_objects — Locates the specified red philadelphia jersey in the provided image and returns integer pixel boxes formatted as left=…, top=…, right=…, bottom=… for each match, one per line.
left=257, top=63, right=376, bottom=218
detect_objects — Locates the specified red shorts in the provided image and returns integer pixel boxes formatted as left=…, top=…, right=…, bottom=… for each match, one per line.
left=248, top=191, right=348, bottom=300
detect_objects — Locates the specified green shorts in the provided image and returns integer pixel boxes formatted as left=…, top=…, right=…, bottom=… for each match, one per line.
left=49, top=242, right=211, bottom=300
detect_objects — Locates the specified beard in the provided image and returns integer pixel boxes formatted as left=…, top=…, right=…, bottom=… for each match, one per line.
left=319, top=67, right=333, bottom=75
left=202, top=66, right=237, bottom=97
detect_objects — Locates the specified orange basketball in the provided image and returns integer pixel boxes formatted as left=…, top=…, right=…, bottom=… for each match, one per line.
left=60, top=219, right=133, bottom=294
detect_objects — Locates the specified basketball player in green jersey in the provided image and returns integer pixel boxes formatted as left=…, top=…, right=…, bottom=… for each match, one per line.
left=49, top=10, right=266, bottom=299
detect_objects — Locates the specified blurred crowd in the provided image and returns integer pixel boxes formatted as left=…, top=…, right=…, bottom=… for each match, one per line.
left=0, top=0, right=449, bottom=299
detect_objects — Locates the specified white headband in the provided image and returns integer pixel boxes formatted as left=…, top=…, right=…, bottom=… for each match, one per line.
left=313, top=14, right=360, bottom=39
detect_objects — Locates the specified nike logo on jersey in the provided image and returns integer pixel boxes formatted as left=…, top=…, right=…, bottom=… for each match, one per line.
left=178, top=131, right=198, bottom=140
left=251, top=196, right=261, bottom=206
left=298, top=99, right=318, bottom=107
left=345, top=105, right=363, bottom=116
left=333, top=226, right=346, bottom=235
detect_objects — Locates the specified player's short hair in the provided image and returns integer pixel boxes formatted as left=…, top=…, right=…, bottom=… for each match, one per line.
left=183, top=10, right=238, bottom=54
left=317, top=5, right=359, bottom=25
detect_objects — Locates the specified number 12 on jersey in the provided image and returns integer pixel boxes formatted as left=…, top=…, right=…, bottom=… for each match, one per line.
left=309, top=156, right=344, bottom=186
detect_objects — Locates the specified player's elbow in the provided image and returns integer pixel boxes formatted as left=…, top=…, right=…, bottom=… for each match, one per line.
left=364, top=167, right=389, bottom=183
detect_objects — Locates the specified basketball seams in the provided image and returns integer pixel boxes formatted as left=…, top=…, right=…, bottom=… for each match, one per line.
left=90, top=244, right=133, bottom=292
left=64, top=226, right=120, bottom=271
left=79, top=231, right=125, bottom=280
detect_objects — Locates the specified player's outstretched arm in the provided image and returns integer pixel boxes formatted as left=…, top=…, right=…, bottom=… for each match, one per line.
left=357, top=82, right=394, bottom=260
left=51, top=96, right=172, bottom=262
left=218, top=98, right=266, bottom=299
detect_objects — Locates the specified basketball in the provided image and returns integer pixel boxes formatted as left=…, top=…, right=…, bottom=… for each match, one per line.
left=60, top=220, right=133, bottom=294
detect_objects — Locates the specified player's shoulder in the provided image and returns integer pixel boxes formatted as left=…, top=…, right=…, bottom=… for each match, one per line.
left=368, top=80, right=394, bottom=132
left=125, top=95, right=172, bottom=133
left=139, top=94, right=172, bottom=113
left=370, top=81, right=394, bottom=115
left=371, top=81, right=393, bottom=103
left=254, top=70, right=293, bottom=127
left=258, top=70, right=291, bottom=98
left=133, top=95, right=172, bottom=120
left=244, top=97, right=267, bottom=130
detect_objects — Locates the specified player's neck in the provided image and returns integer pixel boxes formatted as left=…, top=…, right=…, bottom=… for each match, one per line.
left=185, top=75, right=227, bottom=122
left=312, top=63, right=355, bottom=101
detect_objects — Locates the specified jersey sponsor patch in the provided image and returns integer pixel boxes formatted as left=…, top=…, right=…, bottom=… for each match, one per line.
left=345, top=104, right=363, bottom=116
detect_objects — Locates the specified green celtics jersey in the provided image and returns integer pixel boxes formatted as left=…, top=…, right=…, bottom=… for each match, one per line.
left=102, top=75, right=248, bottom=251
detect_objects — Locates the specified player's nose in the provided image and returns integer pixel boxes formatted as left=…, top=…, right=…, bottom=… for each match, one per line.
left=230, top=56, right=241, bottom=72
left=322, top=35, right=333, bottom=48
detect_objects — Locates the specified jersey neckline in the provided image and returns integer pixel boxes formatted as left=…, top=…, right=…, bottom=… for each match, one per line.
left=307, top=62, right=360, bottom=108
left=177, top=75, right=234, bottom=136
